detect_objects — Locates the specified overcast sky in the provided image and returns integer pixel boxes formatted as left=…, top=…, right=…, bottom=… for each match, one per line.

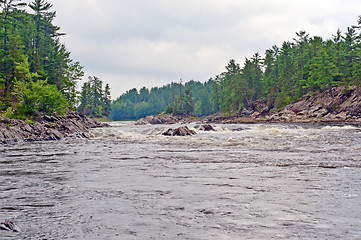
left=25, top=0, right=361, bottom=98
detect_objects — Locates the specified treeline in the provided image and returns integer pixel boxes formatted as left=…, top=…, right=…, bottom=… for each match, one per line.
left=110, top=16, right=361, bottom=121
left=110, top=80, right=215, bottom=120
left=0, top=0, right=84, bottom=118
left=213, top=17, right=361, bottom=112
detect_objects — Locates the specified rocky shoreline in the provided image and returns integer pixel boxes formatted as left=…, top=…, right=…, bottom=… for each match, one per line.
left=3, top=86, right=359, bottom=143
left=137, top=86, right=361, bottom=125
left=0, top=111, right=108, bottom=144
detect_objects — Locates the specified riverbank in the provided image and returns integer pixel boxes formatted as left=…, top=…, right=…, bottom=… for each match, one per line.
left=137, top=86, right=361, bottom=125
left=0, top=111, right=108, bottom=144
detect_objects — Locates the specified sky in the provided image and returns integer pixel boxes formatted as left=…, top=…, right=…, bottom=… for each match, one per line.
left=25, top=0, right=361, bottom=99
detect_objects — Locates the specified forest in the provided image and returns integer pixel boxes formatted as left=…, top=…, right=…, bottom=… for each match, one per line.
left=110, top=80, right=215, bottom=121
left=213, top=24, right=361, bottom=113
left=0, top=0, right=84, bottom=119
left=78, top=76, right=111, bottom=118
left=110, top=16, right=361, bottom=120
left=2, top=1, right=361, bottom=122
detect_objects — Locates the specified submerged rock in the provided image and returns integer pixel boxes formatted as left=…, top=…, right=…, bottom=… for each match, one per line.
left=0, top=220, right=21, bottom=232
left=197, top=124, right=215, bottom=131
left=162, top=128, right=174, bottom=136
left=199, top=209, right=214, bottom=215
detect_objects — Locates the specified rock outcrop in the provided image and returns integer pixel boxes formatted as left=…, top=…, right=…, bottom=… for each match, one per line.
left=0, top=111, right=108, bottom=144
left=133, top=86, right=361, bottom=126
left=136, top=114, right=198, bottom=125
left=267, top=86, right=361, bottom=123
left=203, top=86, right=361, bottom=124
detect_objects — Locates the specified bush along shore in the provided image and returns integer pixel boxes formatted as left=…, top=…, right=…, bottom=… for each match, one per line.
left=0, top=111, right=107, bottom=144
left=137, top=86, right=361, bottom=125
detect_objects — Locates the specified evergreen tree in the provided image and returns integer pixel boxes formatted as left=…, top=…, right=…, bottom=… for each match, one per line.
left=183, top=86, right=194, bottom=114
left=110, top=16, right=361, bottom=119
left=0, top=0, right=26, bottom=101
left=0, top=0, right=83, bottom=118
left=78, top=76, right=111, bottom=117
left=110, top=80, right=216, bottom=120
left=102, top=83, right=111, bottom=115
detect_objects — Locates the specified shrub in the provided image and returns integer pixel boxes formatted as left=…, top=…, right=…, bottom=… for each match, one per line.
left=0, top=107, right=15, bottom=119
left=14, top=80, right=68, bottom=118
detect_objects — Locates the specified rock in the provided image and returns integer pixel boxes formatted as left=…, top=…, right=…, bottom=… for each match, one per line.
left=136, top=114, right=198, bottom=125
left=196, top=124, right=215, bottom=131
left=279, top=87, right=361, bottom=122
left=146, top=116, right=163, bottom=124
left=0, top=220, right=21, bottom=232
left=162, top=128, right=174, bottom=136
left=43, top=115, right=58, bottom=122
left=135, top=119, right=150, bottom=125
left=0, top=110, right=108, bottom=144
left=199, top=209, right=214, bottom=215
left=173, top=126, right=196, bottom=136
left=335, top=112, right=348, bottom=120
left=162, top=126, right=196, bottom=136
left=296, top=110, right=306, bottom=116
left=310, top=108, right=329, bottom=118
left=241, top=108, right=254, bottom=115
left=309, top=104, right=323, bottom=113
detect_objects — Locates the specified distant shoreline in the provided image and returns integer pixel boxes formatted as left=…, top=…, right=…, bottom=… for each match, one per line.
left=136, top=86, right=361, bottom=125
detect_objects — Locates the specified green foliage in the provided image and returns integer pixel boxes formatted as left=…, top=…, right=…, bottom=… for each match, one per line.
left=25, top=119, right=35, bottom=124
left=78, top=76, right=111, bottom=117
left=212, top=57, right=262, bottom=112
left=0, top=0, right=83, bottom=117
left=182, top=87, right=195, bottom=114
left=165, top=85, right=195, bottom=116
left=212, top=17, right=361, bottom=112
left=110, top=80, right=215, bottom=120
left=110, top=16, right=361, bottom=120
left=0, top=106, right=15, bottom=119
left=14, top=79, right=68, bottom=118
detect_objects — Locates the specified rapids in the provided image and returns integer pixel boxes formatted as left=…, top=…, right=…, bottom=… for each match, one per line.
left=1, top=122, right=361, bottom=239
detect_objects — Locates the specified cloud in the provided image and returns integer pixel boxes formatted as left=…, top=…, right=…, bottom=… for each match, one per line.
left=24, top=0, right=361, bottom=98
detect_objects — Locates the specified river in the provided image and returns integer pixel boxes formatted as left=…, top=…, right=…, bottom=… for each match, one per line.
left=1, top=122, right=361, bottom=239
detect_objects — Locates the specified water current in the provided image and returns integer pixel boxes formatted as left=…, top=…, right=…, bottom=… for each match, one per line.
left=0, top=122, right=361, bottom=239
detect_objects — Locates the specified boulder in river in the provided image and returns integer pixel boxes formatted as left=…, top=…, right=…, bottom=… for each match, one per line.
left=162, top=126, right=196, bottom=136
left=196, top=124, right=215, bottom=131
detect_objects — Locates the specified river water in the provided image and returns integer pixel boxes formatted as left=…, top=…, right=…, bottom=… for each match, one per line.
left=1, top=122, right=361, bottom=239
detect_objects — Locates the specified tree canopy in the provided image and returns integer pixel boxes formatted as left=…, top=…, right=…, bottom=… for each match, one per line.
left=4, top=2, right=360, bottom=121
left=0, top=0, right=84, bottom=119
left=78, top=76, right=111, bottom=117
left=110, top=80, right=216, bottom=120
left=212, top=16, right=361, bottom=112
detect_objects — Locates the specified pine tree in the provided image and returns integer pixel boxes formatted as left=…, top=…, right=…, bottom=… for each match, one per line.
left=102, top=83, right=111, bottom=115
left=78, top=76, right=111, bottom=117
left=182, top=86, right=194, bottom=114
left=0, top=0, right=26, bottom=101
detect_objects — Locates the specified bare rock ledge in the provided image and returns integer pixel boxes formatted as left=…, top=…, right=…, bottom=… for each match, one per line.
left=0, top=111, right=108, bottom=144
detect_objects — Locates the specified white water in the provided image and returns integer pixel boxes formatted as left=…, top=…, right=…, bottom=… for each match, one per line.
left=1, top=122, right=361, bottom=239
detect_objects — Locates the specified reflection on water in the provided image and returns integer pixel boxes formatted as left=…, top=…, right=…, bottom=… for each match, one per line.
left=1, top=122, right=361, bottom=239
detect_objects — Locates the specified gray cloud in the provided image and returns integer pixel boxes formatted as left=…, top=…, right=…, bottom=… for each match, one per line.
left=25, top=0, right=361, bottom=98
